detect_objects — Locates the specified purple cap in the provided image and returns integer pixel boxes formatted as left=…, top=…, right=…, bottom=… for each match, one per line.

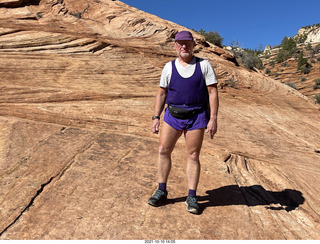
left=174, top=31, right=194, bottom=41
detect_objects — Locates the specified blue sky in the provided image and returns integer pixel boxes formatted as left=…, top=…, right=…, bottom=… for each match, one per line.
left=120, top=0, right=320, bottom=50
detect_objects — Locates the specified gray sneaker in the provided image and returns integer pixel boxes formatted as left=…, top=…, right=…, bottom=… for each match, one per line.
left=147, top=189, right=168, bottom=207
left=185, top=196, right=199, bottom=214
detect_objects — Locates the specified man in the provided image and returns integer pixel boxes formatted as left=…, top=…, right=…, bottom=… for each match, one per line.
left=148, top=30, right=219, bottom=214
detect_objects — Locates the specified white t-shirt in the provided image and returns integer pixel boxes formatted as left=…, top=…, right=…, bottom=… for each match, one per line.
left=159, top=57, right=218, bottom=88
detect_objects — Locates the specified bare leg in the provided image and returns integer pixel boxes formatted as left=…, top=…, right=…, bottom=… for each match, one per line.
left=184, top=128, right=205, bottom=191
left=157, top=122, right=183, bottom=184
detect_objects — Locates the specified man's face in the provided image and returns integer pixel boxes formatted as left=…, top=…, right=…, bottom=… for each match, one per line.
left=174, top=40, right=195, bottom=59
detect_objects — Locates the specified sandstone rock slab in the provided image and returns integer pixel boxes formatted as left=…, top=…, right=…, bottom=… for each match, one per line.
left=0, top=0, right=319, bottom=240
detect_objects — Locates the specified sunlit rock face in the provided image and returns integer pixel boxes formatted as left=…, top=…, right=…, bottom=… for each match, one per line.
left=0, top=0, right=319, bottom=240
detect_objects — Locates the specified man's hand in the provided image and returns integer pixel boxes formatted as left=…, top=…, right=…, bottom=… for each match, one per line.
left=151, top=119, right=160, bottom=134
left=206, top=119, right=217, bottom=139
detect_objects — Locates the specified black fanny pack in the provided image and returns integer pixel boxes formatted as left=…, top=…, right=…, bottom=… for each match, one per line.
left=168, top=105, right=202, bottom=120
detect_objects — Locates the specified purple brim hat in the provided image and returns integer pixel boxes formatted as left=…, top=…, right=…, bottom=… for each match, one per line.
left=175, top=31, right=194, bottom=41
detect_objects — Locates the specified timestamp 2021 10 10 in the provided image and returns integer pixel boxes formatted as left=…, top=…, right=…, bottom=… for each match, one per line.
left=145, top=240, right=176, bottom=244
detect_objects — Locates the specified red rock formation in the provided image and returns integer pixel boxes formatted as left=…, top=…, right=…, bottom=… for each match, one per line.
left=0, top=0, right=319, bottom=240
left=261, top=42, right=320, bottom=101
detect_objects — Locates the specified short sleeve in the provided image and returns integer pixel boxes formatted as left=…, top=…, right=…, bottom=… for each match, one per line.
left=159, top=62, right=172, bottom=88
left=200, top=60, right=218, bottom=86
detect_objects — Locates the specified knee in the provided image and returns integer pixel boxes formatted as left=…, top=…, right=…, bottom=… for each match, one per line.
left=187, top=150, right=200, bottom=162
left=158, top=145, right=172, bottom=157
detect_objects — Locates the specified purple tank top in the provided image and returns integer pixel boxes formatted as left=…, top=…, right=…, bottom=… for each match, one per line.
left=166, top=58, right=209, bottom=108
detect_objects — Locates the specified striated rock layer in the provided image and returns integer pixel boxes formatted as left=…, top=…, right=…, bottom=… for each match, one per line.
left=0, top=0, right=320, bottom=240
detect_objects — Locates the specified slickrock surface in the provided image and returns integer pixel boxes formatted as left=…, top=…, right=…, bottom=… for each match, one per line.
left=0, top=0, right=320, bottom=240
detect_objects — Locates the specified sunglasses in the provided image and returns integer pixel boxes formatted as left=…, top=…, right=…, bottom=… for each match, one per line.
left=175, top=41, right=194, bottom=48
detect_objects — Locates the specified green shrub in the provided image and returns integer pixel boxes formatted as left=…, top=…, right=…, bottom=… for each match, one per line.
left=315, top=94, right=320, bottom=104
left=276, top=50, right=290, bottom=63
left=302, top=66, right=312, bottom=74
left=285, top=82, right=297, bottom=89
left=276, top=36, right=297, bottom=62
left=297, top=54, right=312, bottom=73
left=314, top=78, right=320, bottom=84
left=228, top=44, right=264, bottom=70
left=197, top=29, right=224, bottom=47
left=293, top=52, right=300, bottom=59
left=281, top=36, right=297, bottom=51
left=314, top=78, right=320, bottom=89
left=240, top=51, right=263, bottom=70
left=297, top=55, right=307, bottom=68
left=294, top=34, right=307, bottom=44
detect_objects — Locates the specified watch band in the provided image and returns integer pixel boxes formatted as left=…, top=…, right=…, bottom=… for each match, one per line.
left=152, top=115, right=160, bottom=120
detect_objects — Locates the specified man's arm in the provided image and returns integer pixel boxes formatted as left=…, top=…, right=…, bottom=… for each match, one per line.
left=206, top=84, right=219, bottom=139
left=151, top=87, right=168, bottom=134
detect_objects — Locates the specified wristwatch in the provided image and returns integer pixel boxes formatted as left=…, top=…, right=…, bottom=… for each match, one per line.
left=152, top=115, right=160, bottom=120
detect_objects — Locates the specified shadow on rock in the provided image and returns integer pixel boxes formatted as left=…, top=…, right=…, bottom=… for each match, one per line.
left=167, top=185, right=305, bottom=214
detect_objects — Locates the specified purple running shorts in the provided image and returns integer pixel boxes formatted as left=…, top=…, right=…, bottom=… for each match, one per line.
left=163, top=107, right=209, bottom=131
